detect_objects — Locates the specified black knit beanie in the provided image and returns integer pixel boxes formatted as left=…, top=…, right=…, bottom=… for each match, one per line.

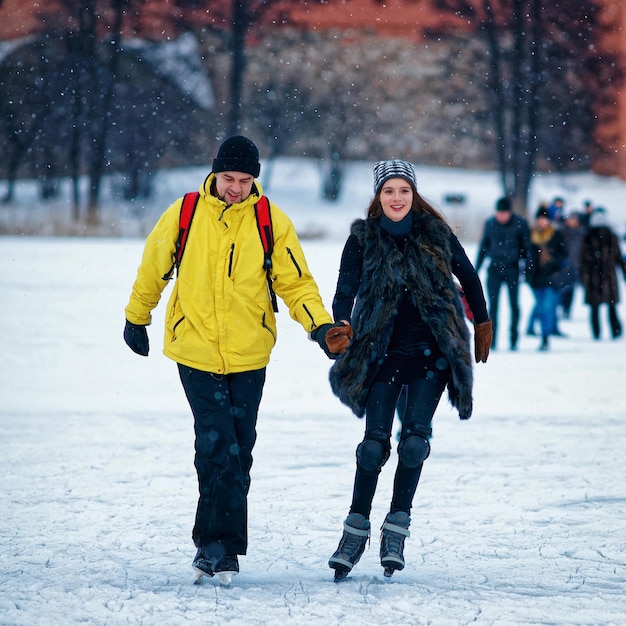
left=496, top=197, right=511, bottom=212
left=535, top=206, right=550, bottom=220
left=212, top=136, right=261, bottom=177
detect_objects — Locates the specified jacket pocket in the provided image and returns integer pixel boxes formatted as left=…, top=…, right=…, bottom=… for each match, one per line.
left=172, top=315, right=185, bottom=340
left=261, top=311, right=276, bottom=342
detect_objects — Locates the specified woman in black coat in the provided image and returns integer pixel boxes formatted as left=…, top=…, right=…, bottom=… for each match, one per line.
left=579, top=209, right=626, bottom=339
left=326, top=160, right=491, bottom=581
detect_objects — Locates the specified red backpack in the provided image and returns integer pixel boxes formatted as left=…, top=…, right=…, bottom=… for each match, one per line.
left=162, top=192, right=278, bottom=312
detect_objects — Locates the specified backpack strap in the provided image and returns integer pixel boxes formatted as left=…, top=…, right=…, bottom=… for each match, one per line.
left=255, top=195, right=279, bottom=312
left=162, top=191, right=200, bottom=280
left=162, top=192, right=278, bottom=314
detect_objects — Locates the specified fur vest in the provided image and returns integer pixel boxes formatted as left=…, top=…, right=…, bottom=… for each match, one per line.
left=329, top=215, right=473, bottom=419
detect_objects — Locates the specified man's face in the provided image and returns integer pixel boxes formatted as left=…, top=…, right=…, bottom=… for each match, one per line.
left=495, top=210, right=511, bottom=224
left=214, top=171, right=254, bottom=205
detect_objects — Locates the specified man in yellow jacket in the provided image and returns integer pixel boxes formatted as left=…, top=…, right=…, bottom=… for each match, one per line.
left=124, top=136, right=352, bottom=583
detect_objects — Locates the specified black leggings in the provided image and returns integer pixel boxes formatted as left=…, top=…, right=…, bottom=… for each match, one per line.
left=349, top=367, right=449, bottom=518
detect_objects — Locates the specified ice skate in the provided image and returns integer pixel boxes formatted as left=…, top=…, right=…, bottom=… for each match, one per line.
left=213, top=555, right=239, bottom=586
left=328, top=513, right=371, bottom=581
left=380, top=511, right=410, bottom=579
left=192, top=547, right=215, bottom=582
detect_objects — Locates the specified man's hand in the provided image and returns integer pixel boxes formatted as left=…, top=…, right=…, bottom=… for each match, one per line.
left=312, top=321, right=353, bottom=359
left=123, top=320, right=149, bottom=356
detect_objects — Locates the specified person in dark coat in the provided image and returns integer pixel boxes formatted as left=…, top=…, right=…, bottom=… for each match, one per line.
left=476, top=196, right=530, bottom=350
left=325, top=159, right=491, bottom=581
left=579, top=209, right=626, bottom=339
left=559, top=211, right=586, bottom=319
left=526, top=206, right=569, bottom=351
left=579, top=199, right=595, bottom=230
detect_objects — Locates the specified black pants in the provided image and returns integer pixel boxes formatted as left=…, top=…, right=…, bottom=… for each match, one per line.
left=178, top=365, right=265, bottom=556
left=349, top=364, right=449, bottom=518
left=486, top=266, right=520, bottom=348
left=590, top=303, right=622, bottom=339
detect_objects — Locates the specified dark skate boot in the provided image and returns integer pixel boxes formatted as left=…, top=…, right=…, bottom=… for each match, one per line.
left=380, top=511, right=411, bottom=579
left=328, top=513, right=371, bottom=581
left=213, top=554, right=239, bottom=586
left=192, top=547, right=215, bottom=581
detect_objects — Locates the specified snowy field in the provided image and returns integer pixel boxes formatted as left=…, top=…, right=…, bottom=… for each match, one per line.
left=2, top=162, right=626, bottom=625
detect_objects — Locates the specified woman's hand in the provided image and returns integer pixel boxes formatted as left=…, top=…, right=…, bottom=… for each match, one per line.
left=473, top=320, right=492, bottom=363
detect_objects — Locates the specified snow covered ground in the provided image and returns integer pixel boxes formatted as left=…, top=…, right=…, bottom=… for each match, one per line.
left=2, top=162, right=626, bottom=625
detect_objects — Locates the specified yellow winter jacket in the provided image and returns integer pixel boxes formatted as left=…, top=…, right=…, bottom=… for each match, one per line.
left=125, top=175, right=333, bottom=374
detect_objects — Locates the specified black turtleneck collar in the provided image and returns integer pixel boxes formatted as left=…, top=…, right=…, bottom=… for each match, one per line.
left=380, top=211, right=413, bottom=237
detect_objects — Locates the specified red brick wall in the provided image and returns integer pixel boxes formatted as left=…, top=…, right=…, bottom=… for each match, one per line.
left=590, top=0, right=626, bottom=179
left=287, top=0, right=467, bottom=39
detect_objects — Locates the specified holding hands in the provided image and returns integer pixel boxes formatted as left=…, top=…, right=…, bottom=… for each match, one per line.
left=313, top=321, right=354, bottom=359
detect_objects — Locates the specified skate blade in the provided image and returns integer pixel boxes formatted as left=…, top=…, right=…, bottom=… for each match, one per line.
left=383, top=567, right=395, bottom=580
left=193, top=566, right=214, bottom=583
left=216, top=571, right=237, bottom=586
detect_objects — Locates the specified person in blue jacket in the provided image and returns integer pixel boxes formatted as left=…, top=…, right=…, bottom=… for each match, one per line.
left=475, top=197, right=530, bottom=351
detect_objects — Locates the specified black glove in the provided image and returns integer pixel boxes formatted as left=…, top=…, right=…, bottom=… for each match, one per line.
left=124, top=320, right=149, bottom=356
left=312, top=322, right=353, bottom=359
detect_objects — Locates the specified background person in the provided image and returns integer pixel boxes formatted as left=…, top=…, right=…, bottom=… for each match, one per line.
left=475, top=196, right=530, bottom=351
left=526, top=206, right=568, bottom=351
left=559, top=211, right=585, bottom=319
left=579, top=208, right=626, bottom=339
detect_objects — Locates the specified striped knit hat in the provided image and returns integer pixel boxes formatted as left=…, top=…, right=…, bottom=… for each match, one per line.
left=373, top=159, right=418, bottom=194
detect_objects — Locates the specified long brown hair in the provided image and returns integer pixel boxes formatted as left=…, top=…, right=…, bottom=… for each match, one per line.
left=366, top=183, right=446, bottom=222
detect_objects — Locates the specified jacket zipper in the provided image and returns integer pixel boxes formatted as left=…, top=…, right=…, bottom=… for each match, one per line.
left=228, top=243, right=235, bottom=277
left=286, top=247, right=302, bottom=277
left=302, top=304, right=315, bottom=327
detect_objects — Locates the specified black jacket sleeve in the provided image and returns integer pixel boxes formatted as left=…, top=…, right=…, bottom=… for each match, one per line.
left=332, top=234, right=362, bottom=322
left=450, top=233, right=489, bottom=324
left=475, top=219, right=492, bottom=271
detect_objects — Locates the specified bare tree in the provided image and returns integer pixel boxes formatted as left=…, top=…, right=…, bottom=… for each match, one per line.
left=205, top=0, right=330, bottom=137
left=246, top=29, right=453, bottom=200
left=0, top=53, right=45, bottom=203
left=434, top=0, right=621, bottom=213
left=31, top=0, right=142, bottom=221
left=84, top=0, right=127, bottom=223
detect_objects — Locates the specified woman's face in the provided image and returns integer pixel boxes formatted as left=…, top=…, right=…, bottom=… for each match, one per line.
left=380, top=178, right=413, bottom=222
left=536, top=216, right=550, bottom=231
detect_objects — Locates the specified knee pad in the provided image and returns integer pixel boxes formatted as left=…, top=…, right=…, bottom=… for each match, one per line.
left=398, top=435, right=430, bottom=468
left=356, top=438, right=390, bottom=473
